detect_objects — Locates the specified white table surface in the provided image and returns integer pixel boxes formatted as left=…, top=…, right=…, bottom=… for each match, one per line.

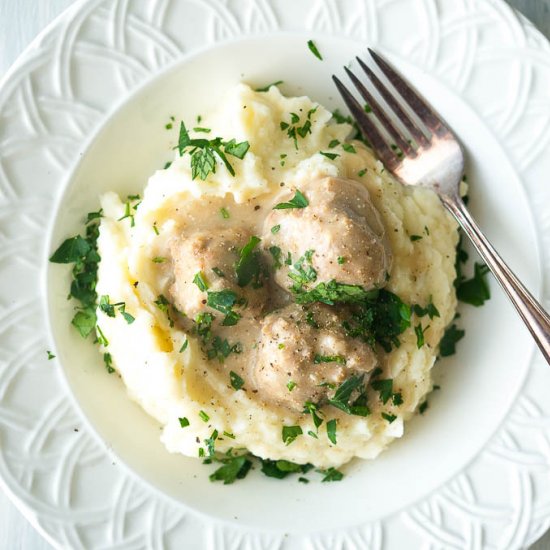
left=1, top=0, right=549, bottom=548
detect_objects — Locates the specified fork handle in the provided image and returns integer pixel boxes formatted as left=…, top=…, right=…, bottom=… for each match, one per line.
left=441, top=194, right=550, bottom=365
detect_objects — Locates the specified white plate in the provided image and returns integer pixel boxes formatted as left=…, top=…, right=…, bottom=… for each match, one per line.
left=1, top=1, right=550, bottom=548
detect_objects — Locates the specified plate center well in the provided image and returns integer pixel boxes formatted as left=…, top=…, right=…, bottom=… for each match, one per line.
left=46, top=34, right=540, bottom=531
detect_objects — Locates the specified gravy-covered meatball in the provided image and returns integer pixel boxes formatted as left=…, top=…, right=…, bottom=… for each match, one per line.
left=264, top=177, right=391, bottom=293
left=252, top=303, right=378, bottom=411
left=170, top=228, right=267, bottom=321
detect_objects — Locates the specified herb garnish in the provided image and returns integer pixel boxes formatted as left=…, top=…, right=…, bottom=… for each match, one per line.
left=382, top=412, right=397, bottom=423
left=328, top=374, right=369, bottom=416
left=209, top=454, right=253, bottom=485
left=269, top=246, right=283, bottom=270
left=320, top=467, right=344, bottom=482
left=410, top=235, right=422, bottom=242
left=439, top=324, right=465, bottom=357
left=326, top=419, right=337, bottom=444
left=98, top=295, right=135, bottom=324
left=179, top=417, right=190, bottom=428
left=117, top=194, right=141, bottom=227
left=176, top=121, right=250, bottom=180
left=230, top=370, right=245, bottom=390
left=220, top=207, right=230, bottom=219
left=179, top=339, right=189, bottom=352
left=371, top=378, right=394, bottom=404
left=320, top=151, right=340, bottom=160
left=206, top=289, right=241, bottom=326
left=342, top=143, right=356, bottom=154
left=49, top=210, right=101, bottom=339
left=274, top=189, right=309, bottom=210
left=314, top=354, right=346, bottom=365
left=212, top=267, right=225, bottom=278
left=192, top=271, right=209, bottom=292
left=419, top=401, right=429, bottom=414
left=457, top=263, right=491, bottom=306
left=199, top=410, right=210, bottom=423
left=287, top=380, right=296, bottom=392
left=271, top=224, right=281, bottom=234
left=413, top=300, right=440, bottom=320
left=414, top=323, right=428, bottom=348
left=307, top=39, right=323, bottom=60
left=282, top=425, right=303, bottom=445
left=46, top=351, right=56, bottom=360
left=235, top=235, right=265, bottom=288
left=255, top=80, right=284, bottom=92
left=103, top=352, right=114, bottom=373
left=303, top=402, right=323, bottom=430
left=154, top=294, right=174, bottom=327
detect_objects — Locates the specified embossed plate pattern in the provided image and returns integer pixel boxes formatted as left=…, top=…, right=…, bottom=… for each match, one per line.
left=1, top=0, right=550, bottom=548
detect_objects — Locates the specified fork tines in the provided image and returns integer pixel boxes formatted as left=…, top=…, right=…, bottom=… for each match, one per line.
left=332, top=48, right=451, bottom=170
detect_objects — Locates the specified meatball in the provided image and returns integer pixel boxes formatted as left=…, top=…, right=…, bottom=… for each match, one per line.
left=252, top=303, right=378, bottom=411
left=170, top=228, right=268, bottom=321
left=263, top=176, right=391, bottom=293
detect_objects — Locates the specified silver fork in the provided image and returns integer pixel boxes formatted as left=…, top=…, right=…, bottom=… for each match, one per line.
left=333, top=49, right=550, bottom=364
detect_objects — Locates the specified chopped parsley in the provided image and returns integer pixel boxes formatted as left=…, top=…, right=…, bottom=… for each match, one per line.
left=179, top=339, right=189, bottom=352
left=206, top=289, right=241, bottom=326
left=103, top=352, right=114, bottom=373
left=49, top=211, right=102, bottom=339
left=269, top=246, right=283, bottom=270
left=413, top=300, right=440, bottom=320
left=193, top=127, right=211, bottom=133
left=392, top=392, right=403, bottom=406
left=271, top=224, right=281, bottom=234
left=314, top=354, right=346, bottom=365
left=46, top=351, right=56, bottom=360
left=371, top=378, right=393, bottom=404
left=326, top=419, right=337, bottom=444
left=229, top=370, right=245, bottom=390
left=282, top=425, right=303, bottom=445
left=358, top=168, right=367, bottom=177
left=192, top=271, right=209, bottom=292
left=96, top=325, right=109, bottom=347
left=220, top=207, right=230, bottom=219
left=117, top=194, right=141, bottom=227
left=255, top=80, right=284, bottom=92
left=154, top=294, right=173, bottom=327
left=307, top=39, right=323, bottom=60
left=179, top=417, right=190, bottom=428
left=414, top=323, right=428, bottom=348
left=410, top=235, right=422, bottom=242
left=439, top=324, right=465, bottom=357
left=293, top=279, right=374, bottom=305
left=303, top=402, right=323, bottom=430
left=205, top=429, right=218, bottom=456
left=209, top=454, right=253, bottom=485
left=99, top=295, right=135, bottom=324
left=419, top=401, right=429, bottom=414
left=320, top=151, right=340, bottom=160
left=280, top=110, right=317, bottom=148
left=305, top=311, right=319, bottom=328
left=199, top=410, right=210, bottom=422
left=457, top=262, right=491, bottom=306
left=273, top=189, right=309, bottom=210
left=212, top=267, right=225, bottom=278
left=328, top=374, right=369, bottom=416
left=320, top=467, right=344, bottom=482
left=176, top=121, right=250, bottom=180
left=287, top=380, right=296, bottom=392
left=328, top=139, right=340, bottom=148
left=382, top=412, right=397, bottom=423
left=152, top=256, right=166, bottom=263
left=337, top=256, right=346, bottom=265
left=342, top=143, right=356, bottom=154
left=235, top=235, right=265, bottom=288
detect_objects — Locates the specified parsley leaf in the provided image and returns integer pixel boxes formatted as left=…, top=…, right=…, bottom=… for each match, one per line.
left=71, top=308, right=97, bottom=338
left=414, top=323, right=428, bottom=348
left=273, top=189, right=309, bottom=210
left=193, top=271, right=209, bottom=292
left=230, top=370, right=245, bottom=390
left=320, top=151, right=340, bottom=160
left=371, top=378, right=393, bottom=404
left=209, top=455, right=253, bottom=485
left=328, top=374, right=365, bottom=414
left=382, top=412, right=397, bottom=423
left=224, top=139, right=250, bottom=159
left=269, top=246, right=283, bottom=270
left=439, top=324, right=465, bottom=357
left=457, top=262, right=491, bottom=306
left=282, top=425, right=303, bottom=445
left=191, top=147, right=216, bottom=180
left=255, top=80, right=284, bottom=92
left=49, top=236, right=91, bottom=263
left=307, top=39, right=323, bottom=60
left=326, top=419, right=337, bottom=444
left=320, top=467, right=344, bottom=482
left=271, top=224, right=281, bottom=234
left=313, top=354, right=346, bottom=365
left=303, top=402, right=323, bottom=430
left=235, top=236, right=264, bottom=288
left=179, top=417, right=190, bottom=428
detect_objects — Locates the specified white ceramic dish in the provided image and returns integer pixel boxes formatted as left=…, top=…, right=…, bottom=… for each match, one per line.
left=1, top=1, right=550, bottom=548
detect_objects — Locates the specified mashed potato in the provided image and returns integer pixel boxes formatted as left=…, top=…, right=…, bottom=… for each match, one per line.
left=95, top=84, right=458, bottom=468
